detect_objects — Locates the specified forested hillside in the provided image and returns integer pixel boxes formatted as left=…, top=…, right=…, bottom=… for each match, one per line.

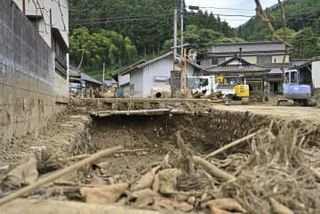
left=239, top=0, right=320, bottom=58
left=68, top=0, right=238, bottom=78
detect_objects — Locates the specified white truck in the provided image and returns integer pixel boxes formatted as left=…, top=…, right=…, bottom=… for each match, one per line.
left=187, top=76, right=249, bottom=101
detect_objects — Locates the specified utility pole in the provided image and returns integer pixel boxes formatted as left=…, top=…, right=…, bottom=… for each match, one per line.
left=22, top=0, right=26, bottom=14
left=180, top=0, right=184, bottom=62
left=173, top=8, right=178, bottom=62
left=102, top=63, right=106, bottom=91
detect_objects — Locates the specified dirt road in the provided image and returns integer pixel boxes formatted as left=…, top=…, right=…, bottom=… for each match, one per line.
left=213, top=105, right=320, bottom=123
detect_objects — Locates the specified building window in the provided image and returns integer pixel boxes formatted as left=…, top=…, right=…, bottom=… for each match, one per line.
left=257, top=56, right=272, bottom=64
left=212, top=57, right=225, bottom=65
left=154, top=76, right=169, bottom=83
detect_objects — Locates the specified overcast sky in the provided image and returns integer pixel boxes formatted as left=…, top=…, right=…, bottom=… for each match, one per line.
left=184, top=0, right=279, bottom=28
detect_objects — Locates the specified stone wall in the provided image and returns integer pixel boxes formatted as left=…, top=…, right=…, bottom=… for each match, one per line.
left=0, top=0, right=66, bottom=144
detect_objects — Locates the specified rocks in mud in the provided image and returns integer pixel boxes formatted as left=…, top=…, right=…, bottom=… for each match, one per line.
left=128, top=189, right=157, bottom=208
left=153, top=168, right=182, bottom=194
left=1, top=155, right=38, bottom=189
left=131, top=166, right=160, bottom=192
left=80, top=183, right=129, bottom=204
left=203, top=198, right=247, bottom=214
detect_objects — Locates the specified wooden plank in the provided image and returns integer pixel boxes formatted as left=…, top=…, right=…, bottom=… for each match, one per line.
left=91, top=109, right=172, bottom=117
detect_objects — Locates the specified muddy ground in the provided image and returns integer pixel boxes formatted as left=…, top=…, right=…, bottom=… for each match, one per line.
left=1, top=104, right=320, bottom=214
left=90, top=115, right=227, bottom=182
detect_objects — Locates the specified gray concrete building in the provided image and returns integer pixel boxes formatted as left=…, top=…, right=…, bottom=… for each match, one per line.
left=0, top=0, right=69, bottom=144
left=13, top=0, right=70, bottom=100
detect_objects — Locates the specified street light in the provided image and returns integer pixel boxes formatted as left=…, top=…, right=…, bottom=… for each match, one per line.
left=188, top=5, right=200, bottom=10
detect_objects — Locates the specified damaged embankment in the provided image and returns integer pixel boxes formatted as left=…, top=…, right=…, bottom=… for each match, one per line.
left=1, top=108, right=320, bottom=213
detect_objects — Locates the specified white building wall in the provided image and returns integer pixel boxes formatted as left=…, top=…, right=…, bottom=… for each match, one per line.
left=312, top=61, right=320, bottom=89
left=13, top=0, right=69, bottom=48
left=142, top=57, right=173, bottom=98
left=130, top=69, right=144, bottom=97
left=118, top=74, right=130, bottom=86
left=140, top=57, right=195, bottom=98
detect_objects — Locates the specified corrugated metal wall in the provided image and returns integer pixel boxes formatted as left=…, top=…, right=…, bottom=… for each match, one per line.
left=128, top=56, right=196, bottom=98
left=130, top=69, right=144, bottom=97
left=118, top=74, right=130, bottom=86
left=312, top=61, right=320, bottom=89
left=143, top=56, right=173, bottom=98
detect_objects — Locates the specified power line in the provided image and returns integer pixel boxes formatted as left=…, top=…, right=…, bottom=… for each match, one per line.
left=72, top=12, right=256, bottom=25
left=197, top=6, right=255, bottom=12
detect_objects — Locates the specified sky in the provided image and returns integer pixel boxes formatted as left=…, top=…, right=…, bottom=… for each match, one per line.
left=184, top=0, right=279, bottom=28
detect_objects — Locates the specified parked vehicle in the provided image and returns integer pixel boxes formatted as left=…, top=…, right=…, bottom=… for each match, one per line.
left=188, top=75, right=249, bottom=103
left=281, top=69, right=312, bottom=106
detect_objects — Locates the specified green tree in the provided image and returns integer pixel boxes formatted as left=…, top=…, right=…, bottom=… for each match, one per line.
left=69, top=27, right=137, bottom=73
left=291, top=28, right=320, bottom=58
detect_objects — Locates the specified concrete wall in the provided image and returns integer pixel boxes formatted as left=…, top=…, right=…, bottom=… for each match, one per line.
left=0, top=0, right=65, bottom=144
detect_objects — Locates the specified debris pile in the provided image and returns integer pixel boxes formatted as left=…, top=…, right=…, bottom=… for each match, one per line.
left=0, top=116, right=319, bottom=214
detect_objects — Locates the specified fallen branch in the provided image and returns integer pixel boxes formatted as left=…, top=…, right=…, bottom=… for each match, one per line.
left=193, top=156, right=236, bottom=182
left=255, top=0, right=292, bottom=47
left=66, top=149, right=151, bottom=161
left=92, top=109, right=171, bottom=117
left=1, top=199, right=159, bottom=214
left=0, top=146, right=122, bottom=206
left=204, top=132, right=258, bottom=159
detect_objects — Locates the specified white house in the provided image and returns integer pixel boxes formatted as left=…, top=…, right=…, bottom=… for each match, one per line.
left=116, top=52, right=203, bottom=98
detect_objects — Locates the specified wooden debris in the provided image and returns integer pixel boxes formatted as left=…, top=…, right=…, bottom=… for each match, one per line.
left=1, top=199, right=159, bottom=214
left=204, top=132, right=259, bottom=159
left=92, top=109, right=171, bottom=117
left=128, top=189, right=157, bottom=208
left=269, top=198, right=294, bottom=214
left=176, top=131, right=195, bottom=174
left=3, top=156, right=38, bottom=188
left=193, top=156, right=236, bottom=182
left=80, top=183, right=129, bottom=204
left=131, top=166, right=160, bottom=192
left=204, top=198, right=247, bottom=213
left=153, top=169, right=182, bottom=194
left=154, top=198, right=194, bottom=212
left=0, top=146, right=122, bottom=206
left=207, top=207, right=243, bottom=214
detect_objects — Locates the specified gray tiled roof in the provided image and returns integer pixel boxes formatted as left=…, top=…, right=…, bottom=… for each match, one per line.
left=209, top=41, right=286, bottom=54
left=80, top=73, right=102, bottom=85
left=208, top=65, right=270, bottom=73
left=103, top=79, right=118, bottom=87
left=69, top=66, right=81, bottom=78
left=119, top=52, right=204, bottom=75
left=206, top=56, right=270, bottom=74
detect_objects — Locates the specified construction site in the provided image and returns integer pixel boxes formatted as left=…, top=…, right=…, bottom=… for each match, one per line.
left=0, top=97, right=320, bottom=214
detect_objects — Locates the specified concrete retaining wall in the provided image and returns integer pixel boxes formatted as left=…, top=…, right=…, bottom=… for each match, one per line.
left=0, top=0, right=67, bottom=144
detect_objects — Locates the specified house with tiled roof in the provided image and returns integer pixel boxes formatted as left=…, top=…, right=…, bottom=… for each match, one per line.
left=205, top=55, right=271, bottom=99
left=200, top=41, right=292, bottom=95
